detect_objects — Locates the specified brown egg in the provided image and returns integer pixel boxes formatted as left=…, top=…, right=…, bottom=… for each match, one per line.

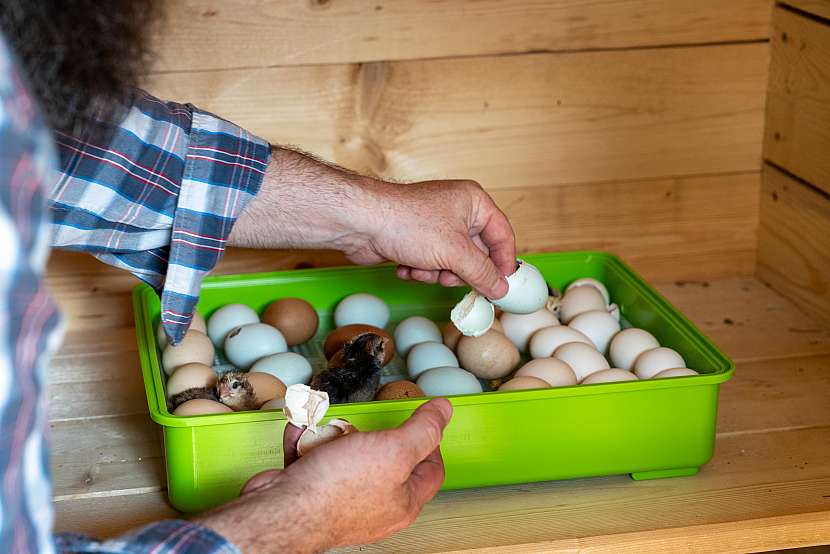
left=247, top=372, right=287, bottom=407
left=457, top=329, right=520, bottom=379
left=491, top=318, right=505, bottom=334
left=261, top=298, right=319, bottom=346
left=443, top=319, right=503, bottom=352
left=375, top=380, right=424, bottom=401
left=498, top=376, right=550, bottom=391
left=166, top=363, right=218, bottom=398
left=323, top=324, right=395, bottom=365
left=161, top=330, right=215, bottom=376
left=173, top=398, right=233, bottom=416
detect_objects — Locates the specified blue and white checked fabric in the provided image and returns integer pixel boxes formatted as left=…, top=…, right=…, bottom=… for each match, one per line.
left=51, top=90, right=271, bottom=345
left=1, top=32, right=265, bottom=552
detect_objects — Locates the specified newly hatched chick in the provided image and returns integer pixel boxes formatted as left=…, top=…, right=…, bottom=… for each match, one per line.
left=169, top=386, right=218, bottom=410
left=311, top=333, right=388, bottom=404
left=216, top=371, right=259, bottom=411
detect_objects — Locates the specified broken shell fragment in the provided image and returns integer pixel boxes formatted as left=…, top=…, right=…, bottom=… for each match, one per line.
left=297, top=418, right=357, bottom=457
left=450, top=291, right=495, bottom=337
left=488, top=260, right=548, bottom=315
left=282, top=384, right=330, bottom=432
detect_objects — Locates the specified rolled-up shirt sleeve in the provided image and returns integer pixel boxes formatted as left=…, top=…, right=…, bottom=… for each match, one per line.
left=48, top=90, right=271, bottom=344
left=56, top=520, right=240, bottom=554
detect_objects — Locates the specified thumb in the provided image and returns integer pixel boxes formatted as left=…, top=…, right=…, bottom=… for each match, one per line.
left=452, top=238, right=508, bottom=299
left=396, top=398, right=453, bottom=467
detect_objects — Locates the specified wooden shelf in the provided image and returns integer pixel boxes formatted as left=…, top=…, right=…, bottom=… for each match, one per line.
left=48, top=256, right=830, bottom=552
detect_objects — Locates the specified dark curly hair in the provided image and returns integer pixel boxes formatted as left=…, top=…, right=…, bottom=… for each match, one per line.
left=0, top=0, right=159, bottom=136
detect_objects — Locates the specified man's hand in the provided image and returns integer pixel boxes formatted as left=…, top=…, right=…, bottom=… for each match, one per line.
left=229, top=147, right=516, bottom=299
left=193, top=398, right=452, bottom=553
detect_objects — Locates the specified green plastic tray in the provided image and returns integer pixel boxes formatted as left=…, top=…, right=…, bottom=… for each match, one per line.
left=133, top=251, right=733, bottom=512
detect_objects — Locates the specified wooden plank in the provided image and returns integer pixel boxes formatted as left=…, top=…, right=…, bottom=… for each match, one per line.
left=758, top=164, right=830, bottom=327
left=150, top=0, right=773, bottom=72
left=765, top=6, right=830, bottom=195
left=148, top=43, right=768, bottom=189
left=54, top=491, right=178, bottom=538
left=782, top=0, right=830, bottom=21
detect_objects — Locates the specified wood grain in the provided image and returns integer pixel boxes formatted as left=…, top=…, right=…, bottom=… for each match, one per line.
left=765, top=6, right=830, bottom=195
left=54, top=492, right=178, bottom=538
left=150, top=0, right=773, bottom=72
left=758, top=164, right=830, bottom=327
left=148, top=43, right=768, bottom=189
left=783, top=0, right=830, bottom=21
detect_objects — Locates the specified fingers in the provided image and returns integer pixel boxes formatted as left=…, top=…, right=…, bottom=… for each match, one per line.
left=478, top=204, right=517, bottom=280
left=241, top=469, right=282, bottom=494
left=438, top=270, right=464, bottom=287
left=406, top=447, right=445, bottom=508
left=283, top=423, right=304, bottom=467
left=452, top=237, right=509, bottom=299
left=395, top=398, right=452, bottom=466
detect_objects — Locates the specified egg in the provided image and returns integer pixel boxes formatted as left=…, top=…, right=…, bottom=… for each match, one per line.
left=567, top=310, right=621, bottom=354
left=450, top=291, right=495, bottom=337
left=498, top=376, right=550, bottom=391
left=609, top=328, right=660, bottom=370
left=249, top=352, right=313, bottom=386
left=456, top=329, right=520, bottom=379
left=416, top=366, right=483, bottom=396
left=407, top=341, right=459, bottom=379
left=165, top=363, right=218, bottom=398
left=284, top=384, right=330, bottom=431
left=173, top=399, right=233, bottom=416
left=528, top=325, right=592, bottom=359
left=161, top=330, right=215, bottom=376
left=261, top=298, right=319, bottom=346
left=260, top=397, right=287, bottom=410
left=156, top=311, right=207, bottom=349
left=558, top=286, right=607, bottom=324
left=566, top=278, right=610, bottom=305
left=515, top=358, right=577, bottom=387
left=442, top=322, right=463, bottom=350
left=581, top=368, right=638, bottom=384
left=297, top=419, right=357, bottom=456
left=500, top=307, right=559, bottom=352
left=223, top=323, right=287, bottom=369
left=207, top=304, right=259, bottom=347
left=653, top=367, right=699, bottom=379
left=553, top=342, right=610, bottom=382
left=633, top=347, right=686, bottom=379
left=394, top=316, right=442, bottom=357
left=608, top=303, right=621, bottom=322
left=323, top=324, right=395, bottom=365
left=375, top=380, right=425, bottom=400
left=334, top=293, right=390, bottom=328
left=246, top=372, right=287, bottom=407
left=488, top=260, right=548, bottom=314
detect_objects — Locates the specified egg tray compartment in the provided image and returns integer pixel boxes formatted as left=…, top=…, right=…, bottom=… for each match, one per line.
left=133, top=251, right=734, bottom=513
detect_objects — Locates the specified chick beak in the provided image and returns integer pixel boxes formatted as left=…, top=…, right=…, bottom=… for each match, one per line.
left=217, top=382, right=230, bottom=399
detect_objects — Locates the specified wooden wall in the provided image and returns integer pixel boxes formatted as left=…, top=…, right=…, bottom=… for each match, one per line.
left=759, top=1, right=830, bottom=327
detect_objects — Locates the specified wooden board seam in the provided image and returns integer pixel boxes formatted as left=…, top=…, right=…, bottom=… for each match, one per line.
left=765, top=160, right=830, bottom=204
left=779, top=1, right=830, bottom=25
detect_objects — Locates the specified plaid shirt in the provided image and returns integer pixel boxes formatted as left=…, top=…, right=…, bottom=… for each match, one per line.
left=1, top=34, right=269, bottom=553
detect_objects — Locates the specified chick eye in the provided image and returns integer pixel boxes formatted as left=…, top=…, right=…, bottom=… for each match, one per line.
left=232, top=382, right=240, bottom=390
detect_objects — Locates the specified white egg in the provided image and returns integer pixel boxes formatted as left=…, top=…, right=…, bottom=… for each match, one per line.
left=450, top=291, right=494, bottom=337
left=633, top=347, right=686, bottom=379
left=653, top=367, right=699, bottom=379
left=416, top=366, right=483, bottom=396
left=488, top=259, right=549, bottom=314
left=528, top=325, right=592, bottom=359
left=581, top=368, right=638, bottom=385
left=553, top=342, right=610, bottom=382
left=207, top=304, right=259, bottom=347
left=514, top=358, right=577, bottom=387
left=567, top=310, right=621, bottom=354
left=566, top=278, right=610, bottom=305
left=558, top=286, right=607, bottom=324
left=249, top=352, right=313, bottom=386
left=609, top=328, right=660, bottom=370
left=407, top=341, right=459, bottom=379
left=394, top=316, right=442, bottom=357
left=223, top=323, right=288, bottom=370
left=334, top=293, right=390, bottom=328
left=500, top=308, right=560, bottom=353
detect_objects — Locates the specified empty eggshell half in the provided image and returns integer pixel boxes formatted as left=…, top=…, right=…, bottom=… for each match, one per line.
left=488, top=260, right=548, bottom=314
left=283, top=384, right=330, bottom=432
left=515, top=358, right=577, bottom=387
left=451, top=291, right=495, bottom=337
left=297, top=419, right=357, bottom=456
left=653, top=367, right=699, bottom=379
left=609, top=328, right=660, bottom=370
left=498, top=376, right=550, bottom=391
left=528, top=325, right=592, bottom=359
left=633, top=347, right=686, bottom=379
left=566, top=278, right=610, bottom=305
left=558, top=286, right=607, bottom=324
left=500, top=307, right=560, bottom=353
left=553, top=342, right=610, bottom=382
left=581, top=368, right=638, bottom=385
left=568, top=309, right=621, bottom=354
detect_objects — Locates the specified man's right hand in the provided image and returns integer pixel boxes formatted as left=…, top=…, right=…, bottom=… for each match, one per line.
left=194, top=398, right=453, bottom=553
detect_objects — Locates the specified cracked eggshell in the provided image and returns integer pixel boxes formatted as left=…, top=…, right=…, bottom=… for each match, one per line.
left=528, top=325, right=592, bottom=359
left=162, top=330, right=215, bottom=376
left=566, top=278, right=610, bottom=305
left=567, top=309, right=621, bottom=354
left=607, top=303, right=621, bottom=322
left=394, top=316, right=443, bottom=357
left=653, top=367, right=699, bottom=379
left=488, top=260, right=548, bottom=314
left=224, top=323, right=288, bottom=370
left=609, top=328, right=660, bottom=370
left=407, top=341, right=459, bottom=379
left=553, top=342, right=610, bottom=382
left=515, top=358, right=577, bottom=387
left=450, top=291, right=495, bottom=337
left=456, top=329, right=520, bottom=379
left=283, top=384, right=330, bottom=432
left=633, top=347, right=686, bottom=379
left=498, top=376, right=550, bottom=391
left=581, top=368, right=638, bottom=385
left=297, top=419, right=357, bottom=456
left=558, top=286, right=607, bottom=324
left=416, top=366, right=483, bottom=396
left=207, top=304, right=260, bottom=347
left=500, top=307, right=560, bottom=353
left=334, top=293, right=390, bottom=329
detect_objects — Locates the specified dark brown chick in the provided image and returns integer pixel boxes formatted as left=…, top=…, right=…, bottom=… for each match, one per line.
left=216, top=371, right=258, bottom=411
left=311, top=333, right=387, bottom=404
left=169, top=386, right=218, bottom=411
